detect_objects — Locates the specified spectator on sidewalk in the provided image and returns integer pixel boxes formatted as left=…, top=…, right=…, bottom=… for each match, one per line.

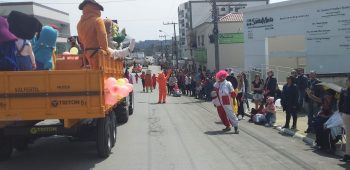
left=305, top=71, right=322, bottom=133
left=226, top=72, right=238, bottom=89
left=237, top=73, right=246, bottom=120
left=281, top=76, right=299, bottom=130
left=242, top=72, right=250, bottom=112
left=168, top=73, right=177, bottom=95
left=307, top=88, right=337, bottom=152
left=185, top=74, right=191, bottom=96
left=263, top=70, right=277, bottom=103
left=252, top=74, right=264, bottom=110
left=191, top=74, right=196, bottom=97
left=340, top=76, right=350, bottom=162
left=296, top=68, right=308, bottom=111
left=264, top=96, right=276, bottom=127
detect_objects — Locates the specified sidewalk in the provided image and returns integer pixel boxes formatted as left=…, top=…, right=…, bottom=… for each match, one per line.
left=245, top=101, right=346, bottom=156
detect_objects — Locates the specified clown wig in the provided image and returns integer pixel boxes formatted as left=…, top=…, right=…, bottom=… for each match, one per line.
left=216, top=70, right=229, bottom=80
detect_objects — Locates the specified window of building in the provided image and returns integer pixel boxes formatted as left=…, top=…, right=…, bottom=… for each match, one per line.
left=221, top=7, right=226, bottom=12
left=198, top=36, right=201, bottom=47
left=201, top=35, right=205, bottom=46
left=229, top=7, right=234, bottom=11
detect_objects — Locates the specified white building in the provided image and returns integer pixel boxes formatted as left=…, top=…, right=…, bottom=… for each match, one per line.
left=0, top=2, right=70, bottom=52
left=243, top=0, right=350, bottom=76
left=192, top=13, right=244, bottom=72
left=178, top=0, right=268, bottom=67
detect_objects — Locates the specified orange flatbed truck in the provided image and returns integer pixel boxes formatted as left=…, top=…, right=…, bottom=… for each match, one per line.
left=0, top=54, right=134, bottom=160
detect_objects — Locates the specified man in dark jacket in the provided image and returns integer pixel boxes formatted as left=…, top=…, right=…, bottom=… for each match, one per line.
left=281, top=76, right=299, bottom=130
left=263, top=70, right=277, bottom=102
left=296, top=68, right=308, bottom=110
left=226, top=73, right=238, bottom=89
left=305, top=71, right=322, bottom=133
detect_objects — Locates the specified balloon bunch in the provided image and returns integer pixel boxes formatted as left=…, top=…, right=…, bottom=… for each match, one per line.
left=104, top=77, right=133, bottom=105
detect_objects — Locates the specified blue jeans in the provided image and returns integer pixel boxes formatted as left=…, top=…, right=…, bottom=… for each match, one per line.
left=265, top=112, right=276, bottom=125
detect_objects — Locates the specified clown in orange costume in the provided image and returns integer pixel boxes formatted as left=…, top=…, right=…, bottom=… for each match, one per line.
left=212, top=70, right=239, bottom=134
left=157, top=69, right=172, bottom=103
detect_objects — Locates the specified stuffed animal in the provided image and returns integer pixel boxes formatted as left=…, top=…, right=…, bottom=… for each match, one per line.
left=33, top=26, right=58, bottom=70
left=7, top=11, right=42, bottom=40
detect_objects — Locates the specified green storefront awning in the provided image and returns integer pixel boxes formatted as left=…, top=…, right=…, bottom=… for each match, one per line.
left=219, top=33, right=244, bottom=44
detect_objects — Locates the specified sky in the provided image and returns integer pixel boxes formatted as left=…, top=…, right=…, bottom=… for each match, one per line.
left=3, top=0, right=288, bottom=41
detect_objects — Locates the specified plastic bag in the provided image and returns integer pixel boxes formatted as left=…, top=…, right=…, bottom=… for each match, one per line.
left=324, top=111, right=343, bottom=129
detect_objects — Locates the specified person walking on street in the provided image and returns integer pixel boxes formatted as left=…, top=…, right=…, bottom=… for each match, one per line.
left=152, top=73, right=157, bottom=89
left=252, top=74, right=264, bottom=110
left=340, top=76, right=350, bottom=162
left=281, top=76, right=299, bottom=130
left=157, top=70, right=172, bottom=103
left=236, top=73, right=246, bottom=120
left=213, top=70, right=239, bottom=134
left=305, top=71, right=322, bottom=133
left=145, top=70, right=153, bottom=93
left=263, top=70, right=277, bottom=103
left=140, top=71, right=146, bottom=92
left=135, top=73, right=139, bottom=84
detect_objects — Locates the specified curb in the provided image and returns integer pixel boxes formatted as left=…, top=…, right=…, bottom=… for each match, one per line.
left=245, top=113, right=344, bottom=157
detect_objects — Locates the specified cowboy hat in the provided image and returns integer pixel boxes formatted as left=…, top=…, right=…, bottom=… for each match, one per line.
left=79, top=0, right=104, bottom=11
left=0, top=17, right=17, bottom=44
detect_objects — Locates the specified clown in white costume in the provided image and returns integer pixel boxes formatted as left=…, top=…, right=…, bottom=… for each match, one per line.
left=213, top=70, right=239, bottom=134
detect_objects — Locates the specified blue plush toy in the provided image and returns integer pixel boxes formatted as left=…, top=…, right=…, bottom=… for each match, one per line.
left=33, top=26, right=58, bottom=70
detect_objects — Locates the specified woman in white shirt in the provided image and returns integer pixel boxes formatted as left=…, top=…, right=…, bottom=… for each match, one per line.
left=15, top=38, right=36, bottom=70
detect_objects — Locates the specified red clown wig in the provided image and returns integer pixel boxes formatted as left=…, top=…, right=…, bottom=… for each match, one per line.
left=216, top=70, right=229, bottom=80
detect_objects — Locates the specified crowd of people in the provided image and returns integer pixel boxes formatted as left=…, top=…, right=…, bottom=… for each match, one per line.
left=135, top=66, right=349, bottom=160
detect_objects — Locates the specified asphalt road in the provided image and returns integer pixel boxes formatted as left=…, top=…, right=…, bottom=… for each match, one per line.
left=0, top=66, right=348, bottom=170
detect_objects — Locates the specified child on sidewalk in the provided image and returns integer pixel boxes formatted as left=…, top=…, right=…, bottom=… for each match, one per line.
left=263, top=96, right=276, bottom=127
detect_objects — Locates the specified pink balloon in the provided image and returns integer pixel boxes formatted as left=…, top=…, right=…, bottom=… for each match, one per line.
left=126, top=83, right=133, bottom=92
left=109, top=85, right=119, bottom=96
left=105, top=77, right=117, bottom=90
left=123, top=78, right=129, bottom=84
left=119, top=86, right=130, bottom=97
left=63, top=51, right=70, bottom=55
left=105, top=92, right=117, bottom=105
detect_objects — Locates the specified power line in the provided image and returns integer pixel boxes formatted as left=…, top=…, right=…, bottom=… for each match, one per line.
left=163, top=21, right=179, bottom=68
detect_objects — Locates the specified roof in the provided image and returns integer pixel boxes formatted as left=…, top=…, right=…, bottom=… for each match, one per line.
left=219, top=13, right=243, bottom=22
left=0, top=2, right=69, bottom=16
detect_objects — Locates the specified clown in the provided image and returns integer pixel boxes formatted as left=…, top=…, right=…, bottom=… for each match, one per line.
left=157, top=69, right=172, bottom=103
left=213, top=70, right=239, bottom=134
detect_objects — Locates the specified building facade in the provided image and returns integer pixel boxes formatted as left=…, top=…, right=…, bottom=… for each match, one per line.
left=0, top=2, right=70, bottom=52
left=192, top=13, right=244, bottom=72
left=243, top=0, right=350, bottom=75
left=178, top=0, right=268, bottom=67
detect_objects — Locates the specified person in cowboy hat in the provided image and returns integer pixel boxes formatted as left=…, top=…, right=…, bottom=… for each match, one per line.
left=77, top=0, right=109, bottom=69
left=0, top=16, right=18, bottom=71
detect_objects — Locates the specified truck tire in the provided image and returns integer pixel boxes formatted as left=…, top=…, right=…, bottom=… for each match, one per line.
left=0, top=135, right=13, bottom=161
left=116, top=104, right=129, bottom=124
left=96, top=115, right=112, bottom=158
left=129, top=92, right=134, bottom=115
left=110, top=111, right=117, bottom=147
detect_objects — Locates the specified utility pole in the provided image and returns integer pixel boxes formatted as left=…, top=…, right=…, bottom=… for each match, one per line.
left=163, top=22, right=178, bottom=68
left=211, top=0, right=220, bottom=72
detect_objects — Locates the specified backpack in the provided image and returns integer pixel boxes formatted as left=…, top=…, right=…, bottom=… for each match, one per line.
left=0, top=41, right=18, bottom=71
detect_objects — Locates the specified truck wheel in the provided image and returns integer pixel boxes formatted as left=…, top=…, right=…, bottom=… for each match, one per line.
left=96, top=115, right=112, bottom=158
left=116, top=105, right=129, bottom=124
left=110, top=111, right=117, bottom=147
left=0, top=136, right=13, bottom=161
left=129, top=92, right=134, bottom=115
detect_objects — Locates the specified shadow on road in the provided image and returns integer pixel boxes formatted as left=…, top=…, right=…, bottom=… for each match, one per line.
left=0, top=136, right=106, bottom=170
left=204, top=130, right=236, bottom=135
